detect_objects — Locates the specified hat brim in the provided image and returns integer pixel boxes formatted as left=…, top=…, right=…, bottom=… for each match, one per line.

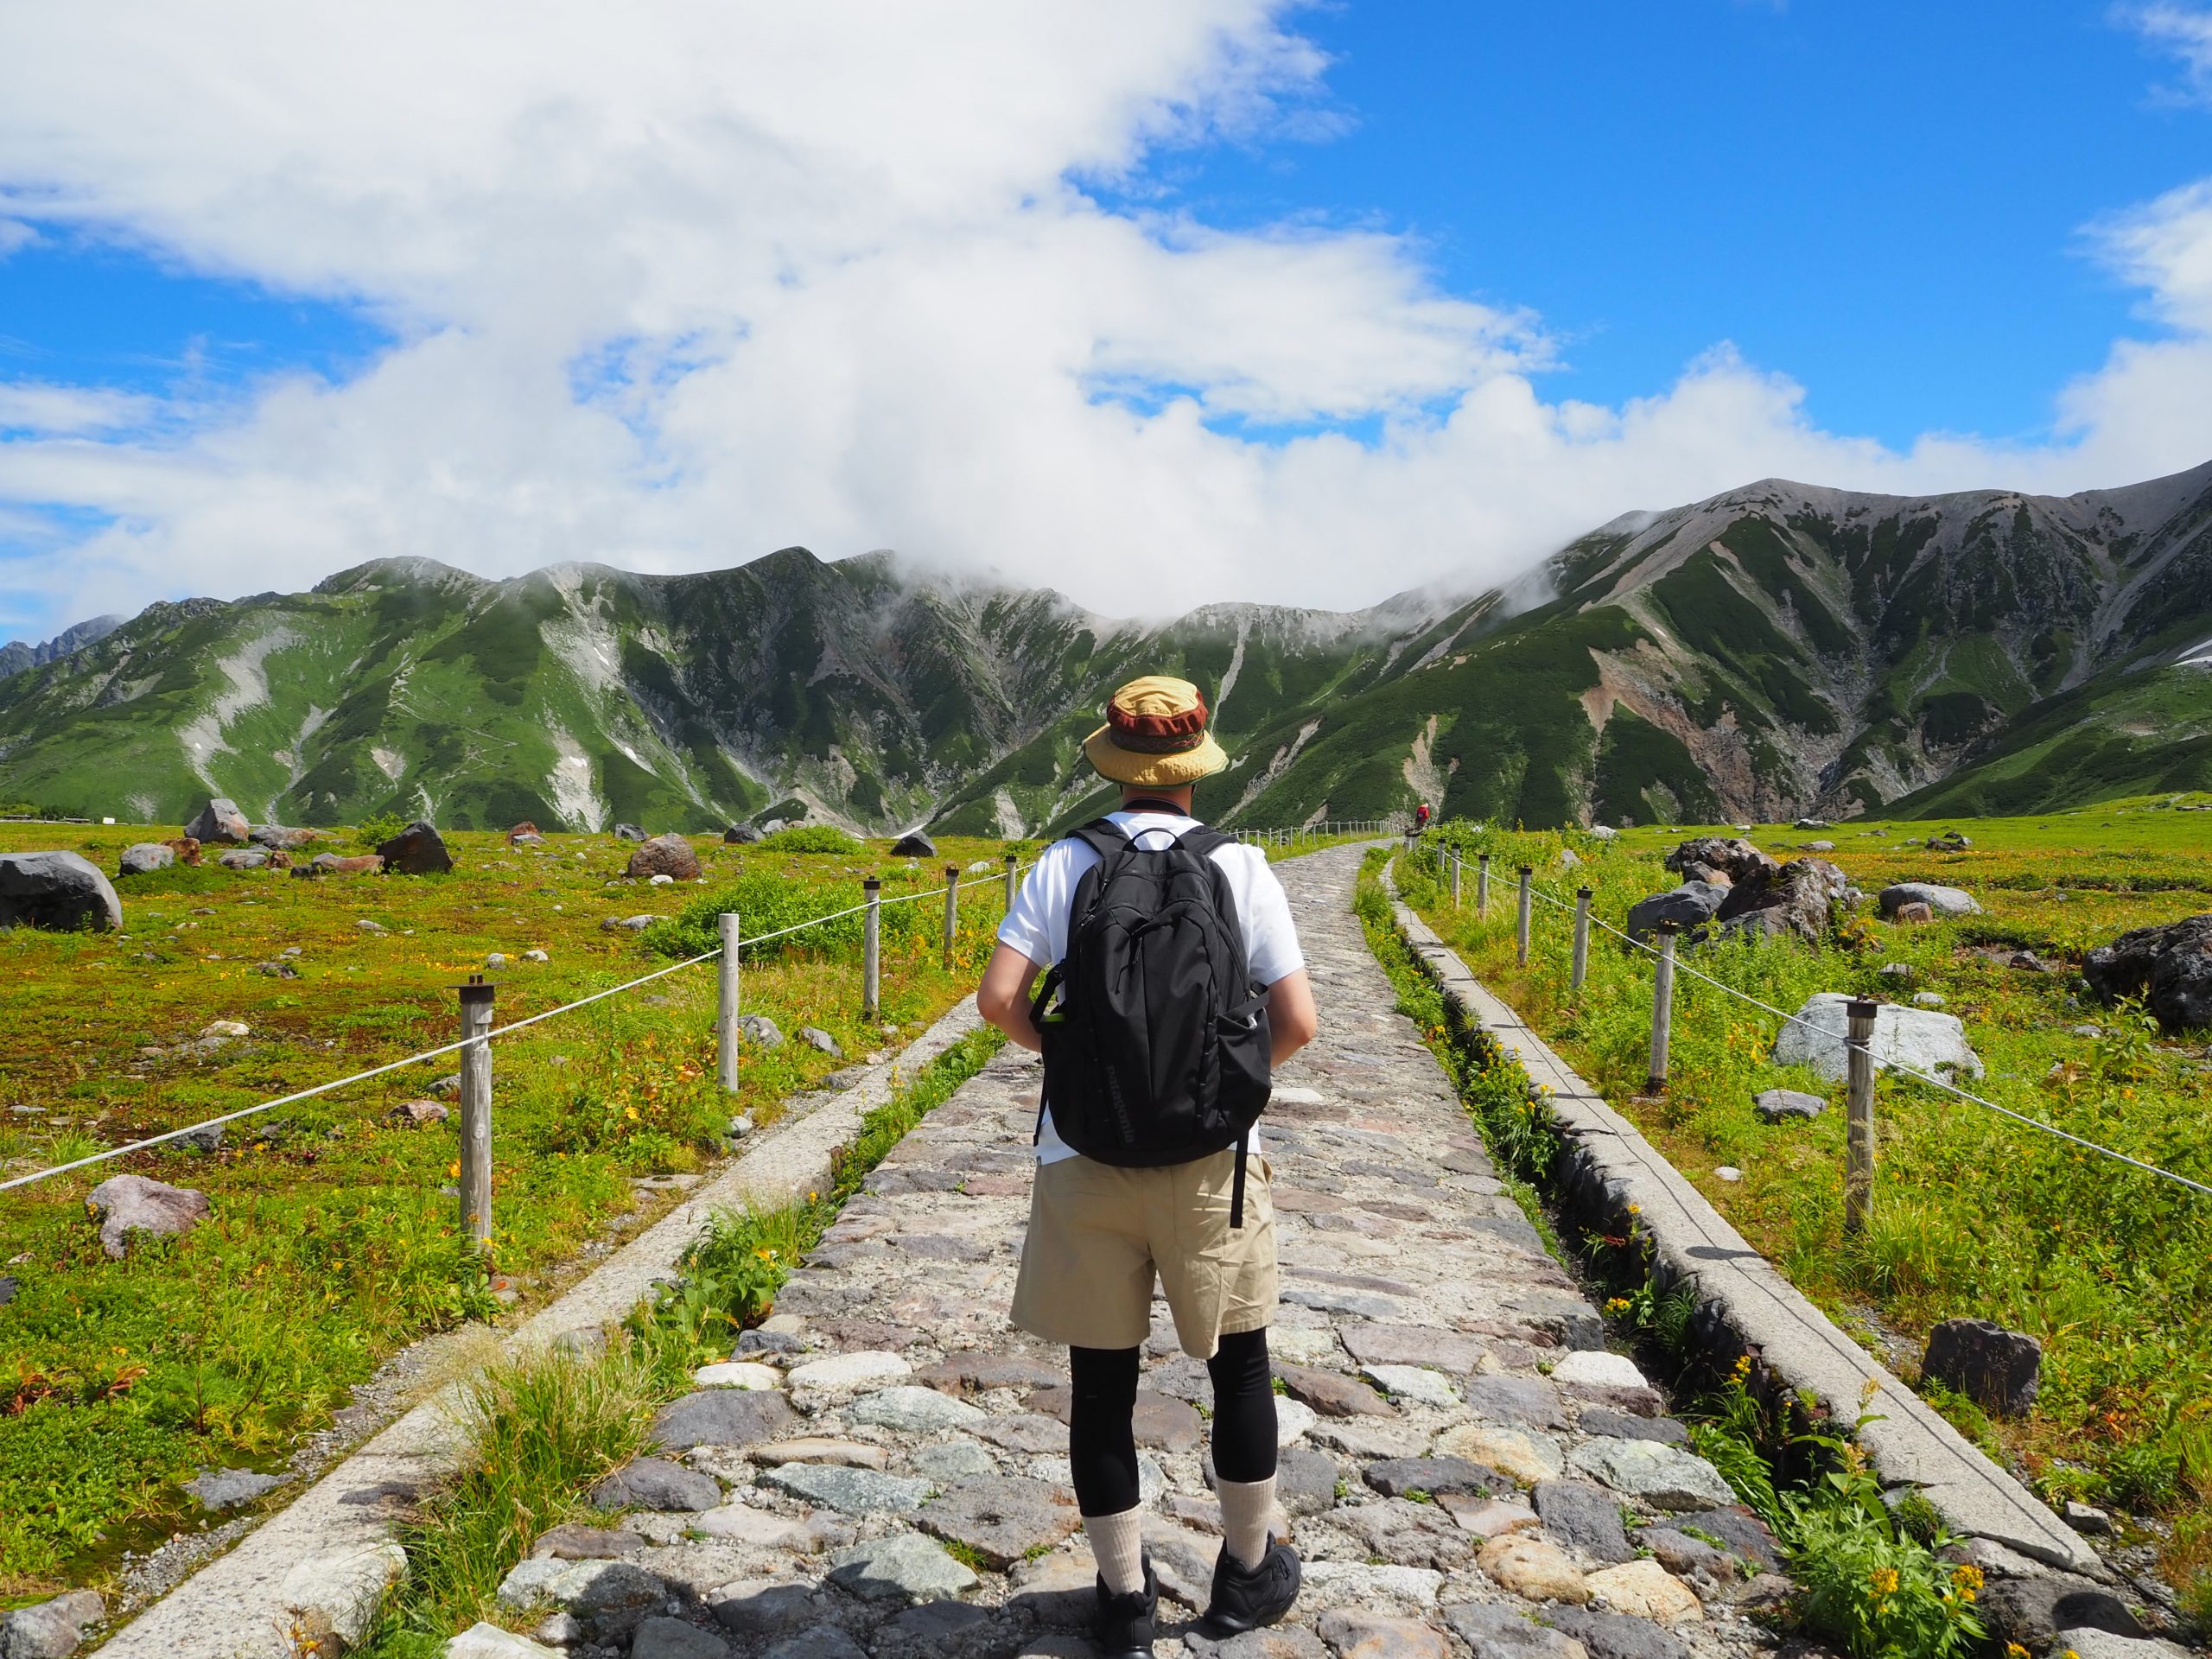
left=1084, top=725, right=1229, bottom=787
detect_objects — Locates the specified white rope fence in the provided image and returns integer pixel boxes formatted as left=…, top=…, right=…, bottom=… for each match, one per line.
left=1402, top=836, right=2211, bottom=1201
left=0, top=861, right=1024, bottom=1200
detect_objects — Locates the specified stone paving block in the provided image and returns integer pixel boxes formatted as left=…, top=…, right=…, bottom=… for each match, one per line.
left=916, top=1475, right=1079, bottom=1569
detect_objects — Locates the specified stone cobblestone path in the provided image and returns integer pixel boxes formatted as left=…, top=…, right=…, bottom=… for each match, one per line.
left=493, top=846, right=1799, bottom=1659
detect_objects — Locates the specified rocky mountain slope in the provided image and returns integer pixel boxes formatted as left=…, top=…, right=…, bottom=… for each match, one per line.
left=1, top=461, right=2206, bottom=832
left=0, top=614, right=125, bottom=682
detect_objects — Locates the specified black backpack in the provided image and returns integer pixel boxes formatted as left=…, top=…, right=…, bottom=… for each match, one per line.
left=1029, top=811, right=1273, bottom=1226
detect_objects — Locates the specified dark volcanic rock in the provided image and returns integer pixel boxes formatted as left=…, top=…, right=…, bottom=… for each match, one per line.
left=1715, top=855, right=1848, bottom=942
left=1624, top=882, right=1726, bottom=941
left=1921, top=1318, right=2041, bottom=1418
left=590, top=1455, right=721, bottom=1512
left=1361, top=1456, right=1510, bottom=1499
left=0, top=851, right=122, bottom=932
left=1662, top=838, right=1775, bottom=885
left=614, top=823, right=648, bottom=842
left=1981, top=1572, right=2146, bottom=1649
left=723, top=823, right=761, bottom=844
left=1532, top=1478, right=1634, bottom=1562
left=377, top=820, right=453, bottom=874
left=889, top=831, right=937, bottom=858
left=2084, top=912, right=2212, bottom=1033
left=652, top=1388, right=798, bottom=1450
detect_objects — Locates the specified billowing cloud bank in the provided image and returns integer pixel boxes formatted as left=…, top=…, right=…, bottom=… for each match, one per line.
left=1, top=1, right=2209, bottom=629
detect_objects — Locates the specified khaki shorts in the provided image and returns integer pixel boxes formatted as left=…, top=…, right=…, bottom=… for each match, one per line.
left=1010, top=1147, right=1277, bottom=1359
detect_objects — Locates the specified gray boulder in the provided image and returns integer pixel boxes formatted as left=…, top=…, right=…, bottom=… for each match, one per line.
left=1928, top=830, right=1972, bottom=852
left=797, top=1027, right=842, bottom=1058
left=1878, top=882, right=1980, bottom=918
left=248, top=823, right=318, bottom=851
left=378, top=820, right=453, bottom=874
left=183, top=798, right=250, bottom=844
left=0, top=1592, right=105, bottom=1659
left=1981, top=1573, right=2146, bottom=1650
left=723, top=824, right=761, bottom=845
left=1921, top=1318, right=2041, bottom=1418
left=1662, top=837, right=1774, bottom=884
left=0, top=851, right=122, bottom=932
left=1753, top=1088, right=1824, bottom=1122
left=613, top=823, right=648, bottom=842
left=652, top=1388, right=798, bottom=1450
left=1625, top=882, right=1727, bottom=940
left=118, top=842, right=174, bottom=876
left=217, top=850, right=269, bottom=871
left=182, top=1468, right=283, bottom=1511
left=2083, top=913, right=2212, bottom=1033
left=1715, top=855, right=1849, bottom=942
left=889, top=831, right=936, bottom=858
left=1771, top=992, right=1983, bottom=1082
left=736, top=1015, right=785, bottom=1048
left=86, top=1174, right=209, bottom=1257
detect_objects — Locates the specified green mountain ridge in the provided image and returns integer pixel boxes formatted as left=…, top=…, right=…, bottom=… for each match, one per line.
left=3, top=461, right=2208, bottom=832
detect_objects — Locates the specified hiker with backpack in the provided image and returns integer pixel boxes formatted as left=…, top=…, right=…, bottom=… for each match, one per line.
left=977, top=674, right=1318, bottom=1657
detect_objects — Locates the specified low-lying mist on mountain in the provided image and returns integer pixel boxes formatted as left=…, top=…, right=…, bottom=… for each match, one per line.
left=2, top=460, right=2207, bottom=834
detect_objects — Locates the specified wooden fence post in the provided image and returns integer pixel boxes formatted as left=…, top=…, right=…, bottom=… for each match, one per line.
left=1450, top=847, right=1463, bottom=908
left=1003, top=851, right=1019, bottom=913
left=862, top=877, right=882, bottom=1020
left=1516, top=866, right=1533, bottom=966
left=457, top=976, right=494, bottom=1248
left=942, top=865, right=960, bottom=971
left=1647, top=922, right=1677, bottom=1093
left=717, top=912, right=741, bottom=1093
left=1477, top=853, right=1491, bottom=918
left=1571, top=886, right=1592, bottom=995
left=1845, top=996, right=1878, bottom=1236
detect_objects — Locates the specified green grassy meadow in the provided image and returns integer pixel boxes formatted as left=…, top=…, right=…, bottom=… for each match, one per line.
left=1394, top=795, right=2212, bottom=1606
left=0, top=822, right=1014, bottom=1603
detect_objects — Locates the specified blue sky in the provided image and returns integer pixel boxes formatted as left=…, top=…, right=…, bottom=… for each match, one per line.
left=1, top=2, right=2209, bottom=637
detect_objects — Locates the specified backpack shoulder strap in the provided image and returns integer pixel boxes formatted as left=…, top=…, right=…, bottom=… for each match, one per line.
left=1067, top=819, right=1130, bottom=860
left=1169, top=824, right=1232, bottom=858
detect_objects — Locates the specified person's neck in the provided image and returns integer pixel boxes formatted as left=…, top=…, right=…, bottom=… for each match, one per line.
left=1120, top=790, right=1193, bottom=816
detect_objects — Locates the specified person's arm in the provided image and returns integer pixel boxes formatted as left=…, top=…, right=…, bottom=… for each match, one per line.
left=977, top=943, right=1047, bottom=1052
left=1266, top=968, right=1317, bottom=1064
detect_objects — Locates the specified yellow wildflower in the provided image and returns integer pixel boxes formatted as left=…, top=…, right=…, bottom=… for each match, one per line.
left=1869, top=1567, right=1899, bottom=1596
left=2006, top=1646, right=2030, bottom=1659
left=624, top=1105, right=639, bottom=1121
left=448, top=1161, right=461, bottom=1179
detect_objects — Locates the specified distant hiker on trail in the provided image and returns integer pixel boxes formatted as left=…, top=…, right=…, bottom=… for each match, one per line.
left=1415, top=801, right=1432, bottom=831
left=977, top=674, right=1318, bottom=1658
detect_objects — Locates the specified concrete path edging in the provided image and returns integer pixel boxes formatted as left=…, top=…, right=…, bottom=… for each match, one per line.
left=1387, top=897, right=2101, bottom=1579
left=91, top=996, right=987, bottom=1659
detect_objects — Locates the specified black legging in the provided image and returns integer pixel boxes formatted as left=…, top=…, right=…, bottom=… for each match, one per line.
left=1068, top=1329, right=1278, bottom=1516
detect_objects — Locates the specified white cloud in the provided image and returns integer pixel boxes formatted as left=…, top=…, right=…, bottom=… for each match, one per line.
left=2131, top=3, right=2212, bottom=104
left=0, top=218, right=34, bottom=257
left=0, top=1, right=2206, bottom=633
left=0, top=382, right=159, bottom=435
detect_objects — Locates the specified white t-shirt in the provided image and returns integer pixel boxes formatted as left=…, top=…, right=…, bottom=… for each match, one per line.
left=996, top=809, right=1305, bottom=1165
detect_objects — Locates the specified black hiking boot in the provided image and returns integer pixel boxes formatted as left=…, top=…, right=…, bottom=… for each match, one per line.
left=1095, top=1555, right=1159, bottom=1658
left=1200, top=1538, right=1301, bottom=1636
